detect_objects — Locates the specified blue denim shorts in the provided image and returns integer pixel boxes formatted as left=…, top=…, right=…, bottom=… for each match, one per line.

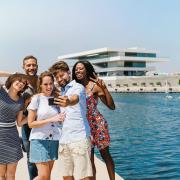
left=30, top=139, right=59, bottom=163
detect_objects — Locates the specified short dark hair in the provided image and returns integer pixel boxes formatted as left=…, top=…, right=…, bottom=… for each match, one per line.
left=72, top=60, right=96, bottom=83
left=49, top=61, right=69, bottom=76
left=23, top=55, right=37, bottom=65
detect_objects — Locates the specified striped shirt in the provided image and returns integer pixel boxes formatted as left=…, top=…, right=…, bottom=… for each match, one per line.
left=0, top=86, right=23, bottom=164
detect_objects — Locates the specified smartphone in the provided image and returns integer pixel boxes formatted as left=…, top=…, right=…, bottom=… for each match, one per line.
left=48, top=97, right=55, bottom=105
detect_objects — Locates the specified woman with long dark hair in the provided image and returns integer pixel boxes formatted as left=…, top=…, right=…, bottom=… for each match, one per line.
left=72, top=61, right=115, bottom=180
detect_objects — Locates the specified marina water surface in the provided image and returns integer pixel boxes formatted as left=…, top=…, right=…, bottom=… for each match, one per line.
left=96, top=93, right=180, bottom=180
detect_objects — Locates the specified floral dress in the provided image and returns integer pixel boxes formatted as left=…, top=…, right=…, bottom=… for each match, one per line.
left=86, top=82, right=110, bottom=150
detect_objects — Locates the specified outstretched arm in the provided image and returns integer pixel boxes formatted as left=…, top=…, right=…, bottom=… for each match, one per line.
left=0, top=72, right=11, bottom=87
left=0, top=71, right=11, bottom=77
left=54, top=94, right=79, bottom=107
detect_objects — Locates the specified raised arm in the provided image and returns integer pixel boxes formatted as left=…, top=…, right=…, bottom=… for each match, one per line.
left=98, top=86, right=115, bottom=110
left=90, top=74, right=115, bottom=110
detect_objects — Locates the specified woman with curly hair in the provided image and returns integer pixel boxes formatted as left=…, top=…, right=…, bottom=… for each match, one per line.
left=72, top=61, right=115, bottom=180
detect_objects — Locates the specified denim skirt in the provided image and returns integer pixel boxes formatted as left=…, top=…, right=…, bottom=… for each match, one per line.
left=30, top=139, right=59, bottom=163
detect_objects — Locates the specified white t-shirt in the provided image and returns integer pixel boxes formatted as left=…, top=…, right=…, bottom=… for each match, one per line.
left=27, top=94, right=61, bottom=141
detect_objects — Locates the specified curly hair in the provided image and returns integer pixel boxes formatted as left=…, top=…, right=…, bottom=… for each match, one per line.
left=72, top=60, right=96, bottom=83
left=49, top=61, right=69, bottom=76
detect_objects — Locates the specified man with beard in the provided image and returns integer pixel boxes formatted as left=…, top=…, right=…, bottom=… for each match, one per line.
left=49, top=61, right=93, bottom=180
left=21, top=55, right=38, bottom=180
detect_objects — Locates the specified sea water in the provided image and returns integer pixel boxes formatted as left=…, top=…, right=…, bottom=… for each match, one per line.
left=96, top=93, right=180, bottom=180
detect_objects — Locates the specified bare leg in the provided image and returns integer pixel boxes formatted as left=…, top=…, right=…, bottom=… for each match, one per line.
left=34, top=162, right=51, bottom=180
left=48, top=160, right=55, bottom=178
left=82, top=177, right=91, bottom=180
left=6, top=162, right=18, bottom=180
left=90, top=148, right=96, bottom=180
left=63, top=176, right=74, bottom=180
left=100, top=146, right=115, bottom=180
left=0, top=164, right=6, bottom=180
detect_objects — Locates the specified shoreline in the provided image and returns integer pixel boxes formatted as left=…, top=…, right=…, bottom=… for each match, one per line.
left=101, top=75, right=180, bottom=93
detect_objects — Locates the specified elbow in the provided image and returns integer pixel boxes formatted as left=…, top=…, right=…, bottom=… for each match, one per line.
left=17, top=120, right=24, bottom=127
left=17, top=123, right=22, bottom=127
left=28, top=122, right=33, bottom=128
left=28, top=124, right=33, bottom=128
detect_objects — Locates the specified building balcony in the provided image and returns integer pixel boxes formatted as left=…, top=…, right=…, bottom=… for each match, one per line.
left=95, top=66, right=156, bottom=73
left=91, top=56, right=167, bottom=64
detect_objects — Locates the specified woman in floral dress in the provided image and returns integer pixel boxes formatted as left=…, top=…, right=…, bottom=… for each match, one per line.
left=72, top=60, right=116, bottom=180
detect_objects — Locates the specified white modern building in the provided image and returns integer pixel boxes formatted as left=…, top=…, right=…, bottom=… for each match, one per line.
left=57, top=47, right=179, bottom=92
left=58, top=47, right=167, bottom=77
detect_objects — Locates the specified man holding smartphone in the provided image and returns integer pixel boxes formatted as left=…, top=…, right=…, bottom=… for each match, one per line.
left=21, top=55, right=38, bottom=180
left=49, top=61, right=92, bottom=180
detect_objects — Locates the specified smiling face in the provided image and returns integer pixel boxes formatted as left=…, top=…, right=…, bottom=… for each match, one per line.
left=74, top=63, right=87, bottom=81
left=11, top=79, right=27, bottom=92
left=40, top=75, right=54, bottom=96
left=23, top=58, right=38, bottom=76
left=55, top=70, right=71, bottom=88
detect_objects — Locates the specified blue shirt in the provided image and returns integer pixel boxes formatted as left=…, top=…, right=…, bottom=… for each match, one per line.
left=59, top=80, right=90, bottom=144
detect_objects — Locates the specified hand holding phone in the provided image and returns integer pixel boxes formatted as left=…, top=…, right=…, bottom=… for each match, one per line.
left=54, top=96, right=70, bottom=107
left=48, top=97, right=55, bottom=106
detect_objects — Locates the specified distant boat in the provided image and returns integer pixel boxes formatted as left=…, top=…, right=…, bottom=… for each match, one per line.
left=165, top=80, right=173, bottom=99
left=165, top=95, right=173, bottom=99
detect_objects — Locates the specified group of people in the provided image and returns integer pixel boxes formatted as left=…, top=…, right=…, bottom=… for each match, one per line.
left=0, top=55, right=116, bottom=180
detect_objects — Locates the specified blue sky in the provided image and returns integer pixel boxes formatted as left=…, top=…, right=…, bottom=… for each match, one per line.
left=0, top=0, right=179, bottom=73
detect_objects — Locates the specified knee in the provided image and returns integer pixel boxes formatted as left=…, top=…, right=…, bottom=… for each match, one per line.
left=100, top=151, right=108, bottom=159
left=0, top=175, right=6, bottom=179
left=38, top=175, right=50, bottom=180
left=100, top=148, right=112, bottom=161
left=6, top=169, right=15, bottom=177
left=38, top=171, right=50, bottom=180
left=63, top=176, right=74, bottom=180
left=6, top=174, right=15, bottom=179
